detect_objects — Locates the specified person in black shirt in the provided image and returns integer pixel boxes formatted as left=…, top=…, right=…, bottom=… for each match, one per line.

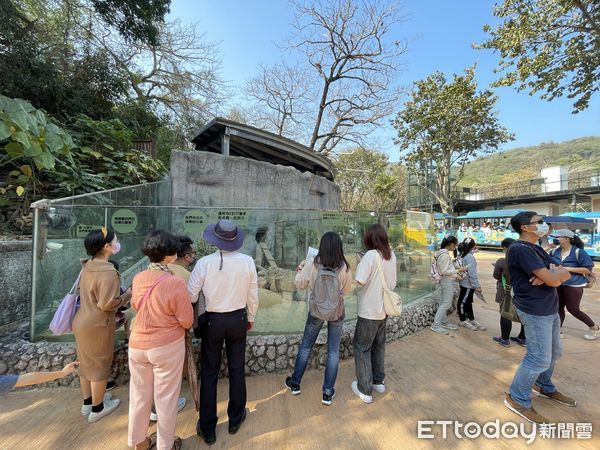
left=503, top=211, right=575, bottom=424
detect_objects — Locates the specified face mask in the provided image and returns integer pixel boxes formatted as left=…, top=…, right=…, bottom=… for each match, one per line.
left=111, top=241, right=121, bottom=255
left=532, top=222, right=549, bottom=237
left=472, top=248, right=479, bottom=254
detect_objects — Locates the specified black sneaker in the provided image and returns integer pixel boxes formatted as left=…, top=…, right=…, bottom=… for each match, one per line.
left=322, top=392, right=335, bottom=406
left=106, top=380, right=116, bottom=391
left=284, top=376, right=301, bottom=395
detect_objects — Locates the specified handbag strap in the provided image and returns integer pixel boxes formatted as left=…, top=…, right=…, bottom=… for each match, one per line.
left=503, top=246, right=512, bottom=289
left=69, top=270, right=83, bottom=295
left=137, top=273, right=171, bottom=311
left=374, top=252, right=390, bottom=291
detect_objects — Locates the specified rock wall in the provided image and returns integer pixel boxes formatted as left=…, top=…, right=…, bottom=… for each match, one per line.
left=170, top=151, right=340, bottom=210
left=0, top=240, right=32, bottom=330
left=0, top=297, right=437, bottom=389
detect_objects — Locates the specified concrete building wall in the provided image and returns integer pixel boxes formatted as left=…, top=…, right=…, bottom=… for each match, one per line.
left=502, top=201, right=565, bottom=216
left=592, top=195, right=600, bottom=212
left=170, top=151, right=340, bottom=210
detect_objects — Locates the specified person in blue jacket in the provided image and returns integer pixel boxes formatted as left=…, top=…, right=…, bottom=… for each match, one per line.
left=457, top=238, right=486, bottom=331
left=549, top=229, right=599, bottom=340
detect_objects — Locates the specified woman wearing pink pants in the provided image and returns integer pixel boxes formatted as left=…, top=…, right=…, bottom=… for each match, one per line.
left=128, top=231, right=193, bottom=450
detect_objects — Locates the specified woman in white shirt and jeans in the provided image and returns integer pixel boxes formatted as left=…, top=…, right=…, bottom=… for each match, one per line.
left=352, top=224, right=397, bottom=404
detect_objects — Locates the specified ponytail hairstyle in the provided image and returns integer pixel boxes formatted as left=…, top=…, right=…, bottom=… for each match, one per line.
left=571, top=235, right=585, bottom=249
left=440, top=235, right=458, bottom=250
left=84, top=228, right=115, bottom=257
left=459, top=238, right=476, bottom=258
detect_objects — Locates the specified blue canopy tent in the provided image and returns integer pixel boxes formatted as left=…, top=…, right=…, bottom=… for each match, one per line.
left=542, top=215, right=595, bottom=231
left=456, top=209, right=525, bottom=220
left=433, top=213, right=456, bottom=220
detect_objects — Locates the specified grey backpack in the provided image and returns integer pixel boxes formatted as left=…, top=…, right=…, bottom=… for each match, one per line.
left=309, top=264, right=344, bottom=321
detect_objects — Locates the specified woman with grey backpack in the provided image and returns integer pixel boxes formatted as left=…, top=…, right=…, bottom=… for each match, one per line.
left=285, top=231, right=352, bottom=406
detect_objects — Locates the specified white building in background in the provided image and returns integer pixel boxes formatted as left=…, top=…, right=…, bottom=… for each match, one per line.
left=541, top=166, right=568, bottom=192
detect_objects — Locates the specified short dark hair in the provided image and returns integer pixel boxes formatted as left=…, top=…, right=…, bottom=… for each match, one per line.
left=510, top=211, right=537, bottom=235
left=84, top=228, right=115, bottom=257
left=501, top=238, right=516, bottom=248
left=141, top=230, right=180, bottom=263
left=364, top=224, right=392, bottom=260
left=175, top=235, right=194, bottom=257
left=440, top=236, right=458, bottom=249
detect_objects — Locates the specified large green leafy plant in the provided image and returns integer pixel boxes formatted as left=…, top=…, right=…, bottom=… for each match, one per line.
left=0, top=96, right=167, bottom=234
left=0, top=96, right=74, bottom=229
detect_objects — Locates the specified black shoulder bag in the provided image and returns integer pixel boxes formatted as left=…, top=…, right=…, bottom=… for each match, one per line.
left=500, top=246, right=521, bottom=323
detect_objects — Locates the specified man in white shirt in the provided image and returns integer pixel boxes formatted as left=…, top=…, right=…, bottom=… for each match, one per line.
left=188, top=219, right=258, bottom=445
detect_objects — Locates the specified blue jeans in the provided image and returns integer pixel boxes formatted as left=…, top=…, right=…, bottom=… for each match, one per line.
left=509, top=308, right=562, bottom=408
left=291, top=313, right=344, bottom=396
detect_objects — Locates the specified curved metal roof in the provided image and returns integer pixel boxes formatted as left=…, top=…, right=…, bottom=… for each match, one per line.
left=191, top=117, right=335, bottom=181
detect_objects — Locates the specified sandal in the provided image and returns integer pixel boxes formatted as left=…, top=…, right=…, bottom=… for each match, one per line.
left=147, top=432, right=157, bottom=450
left=172, top=436, right=182, bottom=450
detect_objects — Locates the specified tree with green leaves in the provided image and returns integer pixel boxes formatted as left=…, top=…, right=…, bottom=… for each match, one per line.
left=90, top=0, right=171, bottom=46
left=393, top=66, right=514, bottom=214
left=478, top=0, right=600, bottom=113
left=334, top=147, right=405, bottom=212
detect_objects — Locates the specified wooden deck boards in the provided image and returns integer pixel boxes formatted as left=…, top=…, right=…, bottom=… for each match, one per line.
left=2, top=251, right=599, bottom=449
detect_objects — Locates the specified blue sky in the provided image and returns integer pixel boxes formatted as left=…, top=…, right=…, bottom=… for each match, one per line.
left=168, top=0, right=599, bottom=159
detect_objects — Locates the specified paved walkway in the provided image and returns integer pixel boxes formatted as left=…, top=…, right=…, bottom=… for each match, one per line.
left=1, top=251, right=599, bottom=449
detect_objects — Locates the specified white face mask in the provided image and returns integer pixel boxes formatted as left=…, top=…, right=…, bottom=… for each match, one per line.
left=111, top=241, right=121, bottom=255
left=532, top=222, right=549, bottom=237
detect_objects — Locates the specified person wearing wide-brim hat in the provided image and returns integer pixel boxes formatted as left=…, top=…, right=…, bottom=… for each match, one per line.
left=188, top=219, right=259, bottom=445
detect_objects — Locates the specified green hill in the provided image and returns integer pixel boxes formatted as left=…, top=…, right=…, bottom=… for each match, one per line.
left=459, top=136, right=600, bottom=187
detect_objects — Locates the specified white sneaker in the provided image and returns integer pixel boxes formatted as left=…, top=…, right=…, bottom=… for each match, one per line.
left=80, top=393, right=112, bottom=416
left=584, top=327, right=600, bottom=340
left=88, top=398, right=120, bottom=423
left=469, top=320, right=486, bottom=331
left=372, top=382, right=385, bottom=394
left=351, top=381, right=373, bottom=404
left=441, top=322, right=459, bottom=330
left=150, top=397, right=187, bottom=421
left=459, top=320, right=478, bottom=331
left=430, top=324, right=449, bottom=335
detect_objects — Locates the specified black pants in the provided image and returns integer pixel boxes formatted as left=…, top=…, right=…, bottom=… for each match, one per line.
left=500, top=316, right=525, bottom=341
left=457, top=286, right=475, bottom=321
left=558, top=285, right=595, bottom=328
left=353, top=317, right=386, bottom=396
left=199, top=308, right=247, bottom=435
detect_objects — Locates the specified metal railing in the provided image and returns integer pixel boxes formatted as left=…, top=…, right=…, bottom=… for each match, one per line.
left=452, top=169, right=600, bottom=202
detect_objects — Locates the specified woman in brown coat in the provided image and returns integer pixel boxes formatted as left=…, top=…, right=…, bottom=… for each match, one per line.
left=73, top=228, right=131, bottom=423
